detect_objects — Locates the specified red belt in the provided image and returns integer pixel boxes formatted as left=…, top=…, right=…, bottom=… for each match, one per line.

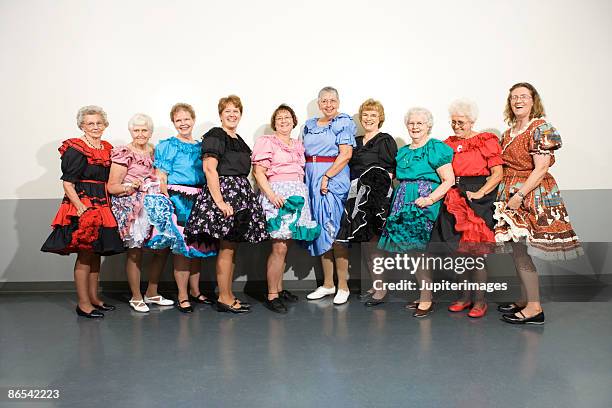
left=305, top=156, right=337, bottom=163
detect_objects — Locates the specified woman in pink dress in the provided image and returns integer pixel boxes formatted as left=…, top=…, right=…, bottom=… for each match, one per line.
left=252, top=104, right=320, bottom=313
left=107, top=113, right=174, bottom=313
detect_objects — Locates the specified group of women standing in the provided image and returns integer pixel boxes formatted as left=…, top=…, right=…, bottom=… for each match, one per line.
left=41, top=82, right=582, bottom=325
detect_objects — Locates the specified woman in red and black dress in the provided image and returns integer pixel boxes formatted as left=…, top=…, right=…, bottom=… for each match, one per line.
left=430, top=99, right=503, bottom=318
left=41, top=105, right=124, bottom=318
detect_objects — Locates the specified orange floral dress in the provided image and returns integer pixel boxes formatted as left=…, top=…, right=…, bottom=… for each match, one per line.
left=493, top=118, right=582, bottom=260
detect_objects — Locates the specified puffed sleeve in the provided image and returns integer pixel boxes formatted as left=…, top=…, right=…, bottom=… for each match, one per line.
left=154, top=138, right=176, bottom=173
left=529, top=122, right=562, bottom=155
left=60, top=147, right=87, bottom=183
left=480, top=133, right=504, bottom=168
left=251, top=136, right=274, bottom=169
left=331, top=114, right=357, bottom=147
left=428, top=139, right=454, bottom=169
left=378, top=134, right=398, bottom=173
left=110, top=146, right=132, bottom=168
left=201, top=128, right=227, bottom=159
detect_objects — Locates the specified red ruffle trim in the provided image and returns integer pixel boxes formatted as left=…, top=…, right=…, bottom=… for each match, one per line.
left=444, top=188, right=495, bottom=243
left=59, top=138, right=112, bottom=166
left=68, top=209, right=103, bottom=250
left=51, top=201, right=118, bottom=228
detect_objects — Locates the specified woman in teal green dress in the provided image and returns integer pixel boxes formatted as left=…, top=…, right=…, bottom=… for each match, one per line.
left=379, top=107, right=454, bottom=317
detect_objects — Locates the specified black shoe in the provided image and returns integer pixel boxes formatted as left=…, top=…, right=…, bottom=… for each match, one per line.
left=413, top=303, right=434, bottom=318
left=234, top=297, right=251, bottom=308
left=217, top=300, right=251, bottom=314
left=365, top=296, right=386, bottom=307
left=189, top=293, right=215, bottom=305
left=264, top=298, right=288, bottom=314
left=177, top=299, right=193, bottom=314
left=405, top=301, right=420, bottom=310
left=501, top=310, right=545, bottom=325
left=76, top=306, right=104, bottom=319
left=93, top=303, right=116, bottom=311
left=497, top=303, right=524, bottom=314
left=279, top=290, right=299, bottom=303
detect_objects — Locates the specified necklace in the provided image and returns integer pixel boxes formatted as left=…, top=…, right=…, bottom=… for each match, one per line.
left=82, top=134, right=103, bottom=149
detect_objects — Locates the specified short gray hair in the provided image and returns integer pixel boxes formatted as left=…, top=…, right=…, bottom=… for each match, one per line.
left=128, top=113, right=154, bottom=131
left=318, top=86, right=339, bottom=101
left=77, top=105, right=108, bottom=129
left=404, top=107, right=434, bottom=135
left=448, top=98, right=478, bottom=122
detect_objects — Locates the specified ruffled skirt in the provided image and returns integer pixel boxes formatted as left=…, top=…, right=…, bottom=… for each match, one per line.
left=260, top=181, right=320, bottom=241
left=185, top=176, right=269, bottom=244
left=145, top=185, right=217, bottom=258
left=493, top=170, right=582, bottom=260
left=378, top=179, right=440, bottom=252
left=111, top=192, right=151, bottom=248
left=41, top=181, right=124, bottom=256
left=336, top=166, right=393, bottom=243
left=430, top=176, right=496, bottom=255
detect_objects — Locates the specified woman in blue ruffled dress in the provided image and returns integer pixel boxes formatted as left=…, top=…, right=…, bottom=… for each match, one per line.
left=146, top=103, right=217, bottom=313
left=303, top=86, right=356, bottom=305
left=379, top=107, right=454, bottom=317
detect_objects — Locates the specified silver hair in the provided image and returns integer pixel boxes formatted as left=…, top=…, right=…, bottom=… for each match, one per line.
left=77, top=105, right=108, bottom=129
left=448, top=98, right=479, bottom=122
left=128, top=113, right=154, bottom=131
left=404, top=107, right=434, bottom=135
left=318, top=86, right=339, bottom=101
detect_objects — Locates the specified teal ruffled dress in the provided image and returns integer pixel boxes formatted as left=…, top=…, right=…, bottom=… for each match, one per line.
left=378, top=138, right=453, bottom=252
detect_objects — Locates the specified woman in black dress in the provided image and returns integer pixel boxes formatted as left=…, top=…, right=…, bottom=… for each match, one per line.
left=41, top=105, right=124, bottom=318
left=185, top=95, right=269, bottom=314
left=336, top=99, right=397, bottom=306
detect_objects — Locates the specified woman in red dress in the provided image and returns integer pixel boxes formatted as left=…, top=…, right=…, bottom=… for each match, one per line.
left=494, top=83, right=582, bottom=324
left=430, top=99, right=503, bottom=318
left=41, top=105, right=124, bottom=318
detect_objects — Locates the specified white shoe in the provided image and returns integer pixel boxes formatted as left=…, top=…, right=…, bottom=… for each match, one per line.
left=144, top=295, right=174, bottom=306
left=306, top=286, right=336, bottom=300
left=129, top=298, right=150, bottom=313
left=333, top=289, right=350, bottom=305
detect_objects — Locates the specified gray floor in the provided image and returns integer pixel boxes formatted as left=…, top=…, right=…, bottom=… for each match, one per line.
left=0, top=293, right=611, bottom=408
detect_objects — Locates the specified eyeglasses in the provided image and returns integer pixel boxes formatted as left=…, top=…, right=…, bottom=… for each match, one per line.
left=319, top=98, right=338, bottom=105
left=275, top=115, right=293, bottom=121
left=407, top=122, right=427, bottom=127
left=83, top=122, right=106, bottom=128
left=510, top=94, right=532, bottom=102
left=450, top=120, right=470, bottom=128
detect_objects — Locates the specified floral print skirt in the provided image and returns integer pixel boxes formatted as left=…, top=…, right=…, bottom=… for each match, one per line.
left=185, top=176, right=269, bottom=244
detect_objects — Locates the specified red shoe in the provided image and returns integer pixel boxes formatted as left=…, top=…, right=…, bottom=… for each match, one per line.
left=448, top=301, right=472, bottom=312
left=468, top=303, right=488, bottom=318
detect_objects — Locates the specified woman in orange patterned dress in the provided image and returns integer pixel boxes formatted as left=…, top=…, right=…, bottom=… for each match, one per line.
left=493, top=82, right=582, bottom=325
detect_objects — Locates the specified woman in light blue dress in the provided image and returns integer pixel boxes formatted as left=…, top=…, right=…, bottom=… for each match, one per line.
left=146, top=103, right=217, bottom=313
left=303, top=86, right=356, bottom=305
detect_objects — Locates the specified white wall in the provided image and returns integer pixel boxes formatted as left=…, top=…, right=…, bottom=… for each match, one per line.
left=1, top=0, right=611, bottom=199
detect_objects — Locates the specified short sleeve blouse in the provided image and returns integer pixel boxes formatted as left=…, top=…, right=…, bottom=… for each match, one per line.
left=201, top=127, right=252, bottom=176
left=251, top=135, right=305, bottom=182
left=154, top=137, right=205, bottom=186
left=350, top=132, right=398, bottom=180
left=111, top=145, right=155, bottom=184
left=58, top=138, right=112, bottom=183
left=395, top=138, right=453, bottom=183
left=444, top=132, right=503, bottom=177
left=302, top=113, right=357, bottom=156
left=501, top=119, right=561, bottom=171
